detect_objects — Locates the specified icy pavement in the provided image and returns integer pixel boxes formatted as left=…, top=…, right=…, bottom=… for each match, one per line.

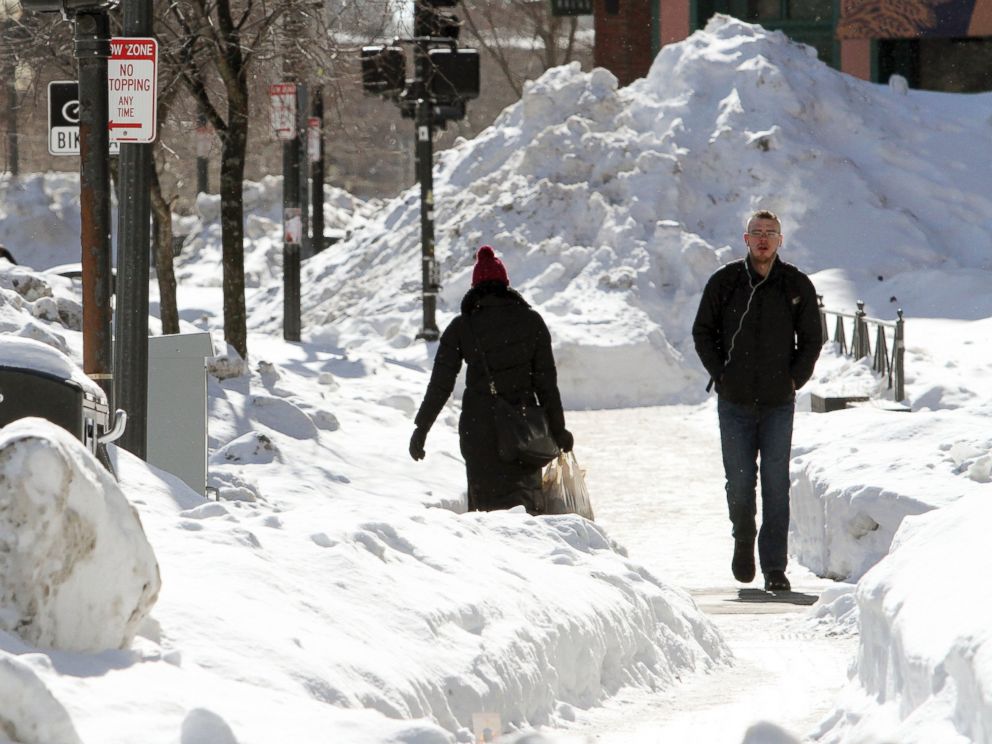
left=552, top=404, right=857, bottom=743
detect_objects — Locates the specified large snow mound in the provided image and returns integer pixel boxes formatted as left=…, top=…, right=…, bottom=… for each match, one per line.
left=247, top=14, right=992, bottom=408
left=0, top=418, right=161, bottom=652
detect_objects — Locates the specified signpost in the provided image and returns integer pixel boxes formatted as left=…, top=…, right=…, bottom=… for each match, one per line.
left=269, top=83, right=297, bottom=140
left=107, top=36, right=157, bottom=143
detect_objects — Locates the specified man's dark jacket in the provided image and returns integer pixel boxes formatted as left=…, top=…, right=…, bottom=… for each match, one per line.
left=414, top=283, right=566, bottom=511
left=692, top=256, right=822, bottom=407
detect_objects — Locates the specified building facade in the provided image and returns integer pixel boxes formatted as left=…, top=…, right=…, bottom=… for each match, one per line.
left=593, top=0, right=992, bottom=91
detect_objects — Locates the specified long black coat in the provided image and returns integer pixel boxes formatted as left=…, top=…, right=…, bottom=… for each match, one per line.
left=414, top=284, right=566, bottom=513
left=692, top=256, right=822, bottom=407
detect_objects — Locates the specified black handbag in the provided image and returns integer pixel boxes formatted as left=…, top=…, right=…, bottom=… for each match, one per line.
left=466, top=317, right=560, bottom=468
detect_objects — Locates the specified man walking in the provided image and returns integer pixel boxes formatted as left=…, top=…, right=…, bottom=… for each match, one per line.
left=692, top=209, right=822, bottom=592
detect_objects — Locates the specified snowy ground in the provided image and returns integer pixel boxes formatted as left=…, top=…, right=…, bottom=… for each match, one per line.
left=1, top=13, right=991, bottom=744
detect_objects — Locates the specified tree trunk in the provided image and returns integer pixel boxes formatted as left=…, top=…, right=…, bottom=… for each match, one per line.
left=150, top=166, right=179, bottom=334
left=219, top=84, right=249, bottom=360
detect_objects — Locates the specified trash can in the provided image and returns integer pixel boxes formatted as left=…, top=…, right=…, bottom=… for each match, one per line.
left=0, top=337, right=112, bottom=455
left=147, top=332, right=214, bottom=496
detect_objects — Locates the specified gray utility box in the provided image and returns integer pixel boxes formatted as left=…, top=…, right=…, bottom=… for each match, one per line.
left=0, top=367, right=109, bottom=453
left=147, top=333, right=214, bottom=496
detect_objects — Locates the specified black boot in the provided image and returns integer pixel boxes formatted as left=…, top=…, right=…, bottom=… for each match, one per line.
left=732, top=538, right=756, bottom=583
left=763, top=570, right=791, bottom=592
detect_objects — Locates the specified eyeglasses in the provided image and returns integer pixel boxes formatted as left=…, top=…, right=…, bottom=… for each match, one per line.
left=747, top=230, right=781, bottom=239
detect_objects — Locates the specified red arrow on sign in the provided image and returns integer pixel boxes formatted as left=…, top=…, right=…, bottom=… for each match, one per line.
left=109, top=121, right=142, bottom=129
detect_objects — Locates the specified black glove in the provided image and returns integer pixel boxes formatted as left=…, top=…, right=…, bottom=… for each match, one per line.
left=555, top=428, right=574, bottom=453
left=409, top=427, right=427, bottom=461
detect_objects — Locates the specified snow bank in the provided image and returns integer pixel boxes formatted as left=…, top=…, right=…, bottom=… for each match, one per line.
left=790, top=404, right=991, bottom=581
left=814, top=492, right=992, bottom=743
left=0, top=265, right=80, bottom=358
left=0, top=174, right=86, bottom=271
left=0, top=648, right=83, bottom=744
left=174, top=175, right=378, bottom=289
left=0, top=419, right=160, bottom=652
left=113, top=441, right=729, bottom=741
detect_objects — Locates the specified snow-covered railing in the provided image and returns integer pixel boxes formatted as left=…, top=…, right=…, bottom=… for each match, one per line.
left=817, top=298, right=905, bottom=402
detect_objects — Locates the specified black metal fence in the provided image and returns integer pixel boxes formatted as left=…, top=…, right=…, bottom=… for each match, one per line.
left=818, top=297, right=905, bottom=402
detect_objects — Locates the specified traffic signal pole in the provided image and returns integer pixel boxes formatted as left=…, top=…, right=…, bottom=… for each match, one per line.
left=414, top=95, right=439, bottom=341
left=414, top=1, right=440, bottom=341
left=362, top=0, right=476, bottom=342
left=75, top=8, right=114, bottom=405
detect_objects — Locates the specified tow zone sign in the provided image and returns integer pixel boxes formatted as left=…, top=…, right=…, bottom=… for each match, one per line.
left=108, top=37, right=158, bottom=143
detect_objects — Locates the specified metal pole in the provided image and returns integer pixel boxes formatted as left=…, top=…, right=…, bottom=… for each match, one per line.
left=894, top=309, right=905, bottom=402
left=854, top=300, right=869, bottom=359
left=413, top=10, right=439, bottom=341
left=297, top=84, right=310, bottom=259
left=311, top=86, right=325, bottom=254
left=112, top=0, right=154, bottom=459
left=2, top=26, right=18, bottom=176
left=196, top=103, right=209, bottom=195
left=75, top=9, right=114, bottom=405
left=282, top=83, right=301, bottom=342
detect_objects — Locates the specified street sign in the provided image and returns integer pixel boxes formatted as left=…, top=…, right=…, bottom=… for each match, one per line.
left=48, top=81, right=121, bottom=157
left=306, top=117, right=321, bottom=163
left=269, top=83, right=297, bottom=140
left=48, top=81, right=80, bottom=156
left=108, top=37, right=158, bottom=143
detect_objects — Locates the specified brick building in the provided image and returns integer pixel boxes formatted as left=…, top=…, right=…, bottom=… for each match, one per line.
left=593, top=0, right=992, bottom=91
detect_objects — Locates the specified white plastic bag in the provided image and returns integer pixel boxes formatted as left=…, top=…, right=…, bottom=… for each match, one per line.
left=541, top=452, right=594, bottom=520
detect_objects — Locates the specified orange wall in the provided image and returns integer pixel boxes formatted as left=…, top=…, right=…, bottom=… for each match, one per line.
left=594, top=0, right=656, bottom=86
left=660, top=0, right=691, bottom=45
left=841, top=39, right=872, bottom=81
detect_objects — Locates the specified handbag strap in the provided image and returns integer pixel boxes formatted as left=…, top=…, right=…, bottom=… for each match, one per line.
left=463, top=313, right=499, bottom=397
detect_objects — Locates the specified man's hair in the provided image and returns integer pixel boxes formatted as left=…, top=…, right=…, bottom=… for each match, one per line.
left=746, top=209, right=780, bottom=231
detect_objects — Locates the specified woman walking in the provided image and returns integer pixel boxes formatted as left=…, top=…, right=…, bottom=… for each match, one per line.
left=409, top=246, right=573, bottom=514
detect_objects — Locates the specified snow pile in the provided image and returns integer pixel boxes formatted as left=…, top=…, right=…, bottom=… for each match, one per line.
left=814, top=492, right=992, bottom=743
left=0, top=649, right=83, bottom=744
left=174, top=176, right=379, bottom=289
left=246, top=14, right=992, bottom=408
left=0, top=264, right=81, bottom=357
left=0, top=174, right=86, bottom=271
left=790, top=401, right=992, bottom=581
left=106, top=441, right=729, bottom=741
left=0, top=418, right=160, bottom=651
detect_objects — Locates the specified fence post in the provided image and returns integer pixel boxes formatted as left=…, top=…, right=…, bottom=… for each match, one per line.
left=894, top=309, right=905, bottom=401
left=873, top=324, right=889, bottom=377
left=834, top=315, right=847, bottom=355
left=854, top=300, right=870, bottom=359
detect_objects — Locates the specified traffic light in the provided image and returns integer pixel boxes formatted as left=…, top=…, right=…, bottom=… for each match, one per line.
left=361, top=46, right=406, bottom=97
left=415, top=0, right=460, bottom=40
left=427, top=48, right=480, bottom=106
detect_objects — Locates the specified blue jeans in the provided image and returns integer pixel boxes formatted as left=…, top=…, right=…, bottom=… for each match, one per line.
left=717, top=398, right=795, bottom=573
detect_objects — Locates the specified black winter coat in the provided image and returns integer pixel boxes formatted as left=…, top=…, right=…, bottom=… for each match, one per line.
left=692, top=256, right=822, bottom=407
left=414, top=284, right=566, bottom=513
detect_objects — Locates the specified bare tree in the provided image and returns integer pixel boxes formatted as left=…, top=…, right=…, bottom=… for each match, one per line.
left=156, top=0, right=307, bottom=359
left=458, top=0, right=585, bottom=97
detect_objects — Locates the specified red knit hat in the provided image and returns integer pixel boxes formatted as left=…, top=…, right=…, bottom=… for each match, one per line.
left=471, top=245, right=509, bottom=287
